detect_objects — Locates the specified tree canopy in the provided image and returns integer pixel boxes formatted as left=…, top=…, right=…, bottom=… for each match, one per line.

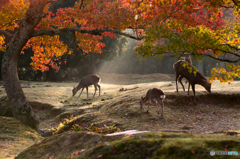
left=1, top=0, right=240, bottom=83
left=1, top=0, right=240, bottom=129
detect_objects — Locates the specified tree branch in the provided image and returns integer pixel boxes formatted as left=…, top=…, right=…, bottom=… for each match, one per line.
left=79, top=0, right=85, bottom=9
left=31, top=27, right=143, bottom=40
left=185, top=51, right=240, bottom=63
left=204, top=54, right=240, bottom=63
left=218, top=43, right=240, bottom=51
left=0, top=29, right=13, bottom=39
left=162, top=2, right=182, bottom=23
left=232, top=0, right=240, bottom=6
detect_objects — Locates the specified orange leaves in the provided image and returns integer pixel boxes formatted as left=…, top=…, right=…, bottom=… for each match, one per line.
left=209, top=63, right=240, bottom=84
left=0, top=36, right=6, bottom=52
left=233, top=38, right=239, bottom=44
left=29, top=35, right=67, bottom=72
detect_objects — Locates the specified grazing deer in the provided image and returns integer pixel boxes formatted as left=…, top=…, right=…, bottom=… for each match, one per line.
left=72, top=74, right=101, bottom=99
left=173, top=60, right=211, bottom=104
left=180, top=54, right=192, bottom=84
left=140, top=88, right=166, bottom=117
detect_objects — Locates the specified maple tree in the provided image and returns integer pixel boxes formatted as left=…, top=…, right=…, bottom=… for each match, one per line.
left=0, top=0, right=239, bottom=130
left=0, top=0, right=140, bottom=130
left=132, top=0, right=240, bottom=83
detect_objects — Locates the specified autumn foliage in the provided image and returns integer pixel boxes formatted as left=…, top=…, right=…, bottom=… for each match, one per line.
left=0, top=0, right=240, bottom=82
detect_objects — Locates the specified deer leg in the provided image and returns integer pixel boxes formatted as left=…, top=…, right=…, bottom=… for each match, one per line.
left=188, top=82, right=191, bottom=95
left=161, top=99, right=164, bottom=118
left=86, top=87, right=89, bottom=99
left=155, top=98, right=160, bottom=114
left=192, top=84, right=196, bottom=105
left=178, top=75, right=185, bottom=92
left=156, top=98, right=164, bottom=117
left=146, top=98, right=151, bottom=113
left=97, top=84, right=101, bottom=96
left=175, top=74, right=180, bottom=92
left=78, top=88, right=84, bottom=98
left=93, top=84, right=97, bottom=99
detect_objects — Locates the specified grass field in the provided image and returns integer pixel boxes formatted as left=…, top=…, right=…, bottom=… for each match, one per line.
left=0, top=73, right=240, bottom=158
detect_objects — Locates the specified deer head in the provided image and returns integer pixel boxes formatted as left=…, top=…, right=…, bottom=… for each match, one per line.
left=72, top=86, right=77, bottom=97
left=205, top=81, right=211, bottom=93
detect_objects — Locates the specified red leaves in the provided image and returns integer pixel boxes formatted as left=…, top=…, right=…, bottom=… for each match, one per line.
left=218, top=12, right=223, bottom=19
left=113, top=150, right=117, bottom=154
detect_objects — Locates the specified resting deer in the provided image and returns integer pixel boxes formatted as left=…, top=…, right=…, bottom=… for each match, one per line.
left=140, top=88, right=166, bottom=117
left=173, top=60, right=211, bottom=104
left=72, top=74, right=101, bottom=99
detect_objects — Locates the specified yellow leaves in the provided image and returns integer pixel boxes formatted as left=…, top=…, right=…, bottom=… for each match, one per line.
left=0, top=0, right=29, bottom=29
left=43, top=3, right=50, bottom=14
left=209, top=63, right=240, bottom=83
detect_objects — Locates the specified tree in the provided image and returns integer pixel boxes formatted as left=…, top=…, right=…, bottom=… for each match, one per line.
left=0, top=0, right=140, bottom=130
left=132, top=0, right=240, bottom=83
left=0, top=0, right=237, bottom=130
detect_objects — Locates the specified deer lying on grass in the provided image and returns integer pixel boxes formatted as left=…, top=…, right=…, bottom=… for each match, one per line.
left=140, top=88, right=166, bottom=117
left=72, top=74, right=101, bottom=99
left=173, top=60, right=211, bottom=104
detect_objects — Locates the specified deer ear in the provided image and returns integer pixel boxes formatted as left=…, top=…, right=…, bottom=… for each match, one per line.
left=73, top=86, right=75, bottom=89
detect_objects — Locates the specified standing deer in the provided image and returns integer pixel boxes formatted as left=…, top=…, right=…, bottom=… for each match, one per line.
left=140, top=88, right=166, bottom=117
left=173, top=60, right=211, bottom=104
left=180, top=54, right=192, bottom=84
left=72, top=74, right=101, bottom=99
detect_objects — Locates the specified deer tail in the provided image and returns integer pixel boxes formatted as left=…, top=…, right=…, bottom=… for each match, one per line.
left=160, top=95, right=166, bottom=99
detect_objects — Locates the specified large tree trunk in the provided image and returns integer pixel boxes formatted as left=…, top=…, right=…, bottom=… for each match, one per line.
left=1, top=0, right=49, bottom=130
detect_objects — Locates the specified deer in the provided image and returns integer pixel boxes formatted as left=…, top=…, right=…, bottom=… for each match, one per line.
left=180, top=54, right=192, bottom=84
left=72, top=74, right=101, bottom=99
left=173, top=60, right=211, bottom=104
left=140, top=88, right=166, bottom=118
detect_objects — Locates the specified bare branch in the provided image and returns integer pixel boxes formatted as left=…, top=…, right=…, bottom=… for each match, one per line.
left=31, top=27, right=142, bottom=40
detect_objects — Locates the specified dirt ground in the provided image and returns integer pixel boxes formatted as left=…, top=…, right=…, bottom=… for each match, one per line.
left=0, top=73, right=240, bottom=158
